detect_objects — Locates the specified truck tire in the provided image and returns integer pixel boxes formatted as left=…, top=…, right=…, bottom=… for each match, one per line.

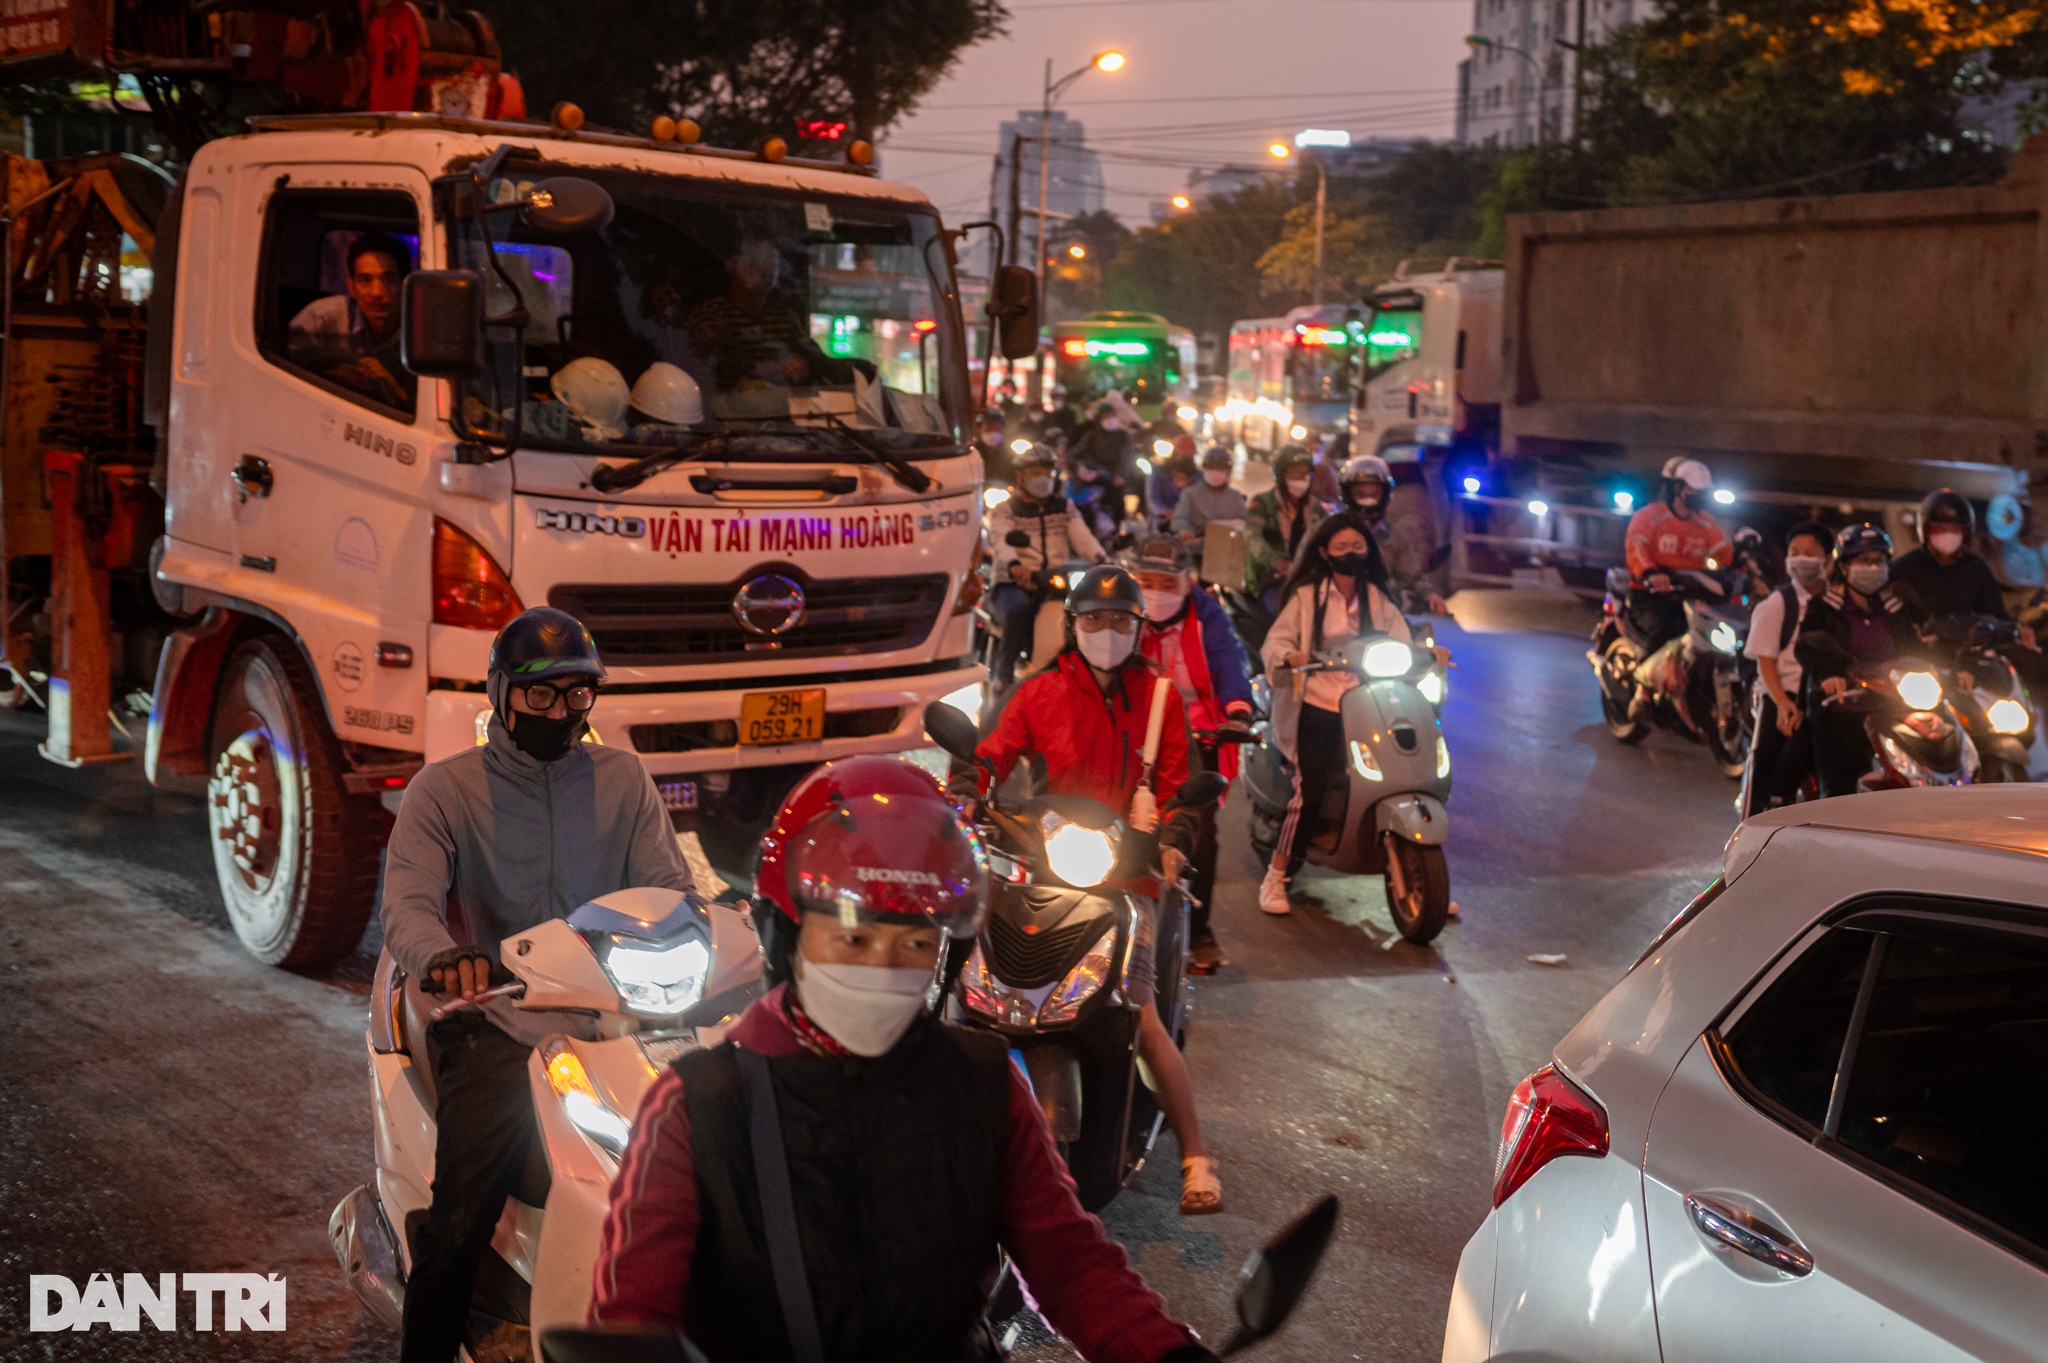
left=207, top=635, right=380, bottom=967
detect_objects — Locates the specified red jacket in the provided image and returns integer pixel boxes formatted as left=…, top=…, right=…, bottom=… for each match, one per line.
left=1624, top=501, right=1732, bottom=582
left=978, top=651, right=1191, bottom=814
left=587, top=987, right=1196, bottom=1363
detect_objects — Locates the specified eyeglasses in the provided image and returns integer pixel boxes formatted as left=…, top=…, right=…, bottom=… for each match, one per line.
left=1075, top=611, right=1140, bottom=635
left=516, top=681, right=598, bottom=713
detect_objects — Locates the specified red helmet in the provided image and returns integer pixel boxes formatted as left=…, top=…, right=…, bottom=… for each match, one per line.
left=756, top=756, right=988, bottom=971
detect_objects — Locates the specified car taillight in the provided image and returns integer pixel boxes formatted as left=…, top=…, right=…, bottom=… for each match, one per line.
left=433, top=517, right=523, bottom=629
left=1493, top=1064, right=1609, bottom=1207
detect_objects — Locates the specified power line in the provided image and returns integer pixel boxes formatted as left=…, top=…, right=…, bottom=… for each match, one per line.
left=917, top=86, right=1452, bottom=111
left=1010, top=0, right=1466, bottom=9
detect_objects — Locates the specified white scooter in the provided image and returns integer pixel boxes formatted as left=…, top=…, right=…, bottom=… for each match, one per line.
left=329, top=888, right=762, bottom=1361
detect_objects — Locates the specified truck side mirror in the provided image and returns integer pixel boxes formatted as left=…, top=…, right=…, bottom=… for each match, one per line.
left=989, top=265, right=1039, bottom=361
left=401, top=271, right=485, bottom=380
left=521, top=177, right=615, bottom=236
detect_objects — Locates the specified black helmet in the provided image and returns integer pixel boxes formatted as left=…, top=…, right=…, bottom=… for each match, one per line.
left=1918, top=489, right=1975, bottom=539
left=1833, top=522, right=1893, bottom=563
left=1200, top=445, right=1233, bottom=470
left=1272, top=444, right=1314, bottom=478
left=1118, top=533, right=1193, bottom=577
left=490, top=606, right=607, bottom=685
left=1013, top=442, right=1059, bottom=472
left=1064, top=564, right=1145, bottom=617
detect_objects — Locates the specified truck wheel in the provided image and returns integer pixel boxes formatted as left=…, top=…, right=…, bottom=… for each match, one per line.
left=207, top=636, right=380, bottom=967
left=1383, top=835, right=1450, bottom=945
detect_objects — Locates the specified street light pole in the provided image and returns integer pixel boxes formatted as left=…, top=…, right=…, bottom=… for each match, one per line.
left=1465, top=35, right=1544, bottom=146
left=1267, top=140, right=1326, bottom=306
left=1029, top=48, right=1124, bottom=407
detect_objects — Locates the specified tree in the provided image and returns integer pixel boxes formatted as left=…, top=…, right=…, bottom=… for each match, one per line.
left=1255, top=201, right=1398, bottom=300
left=1101, top=181, right=1297, bottom=337
left=487, top=0, right=1007, bottom=150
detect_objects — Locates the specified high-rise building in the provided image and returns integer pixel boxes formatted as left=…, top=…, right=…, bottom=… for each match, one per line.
left=1457, top=0, right=1643, bottom=148
left=989, top=110, right=1105, bottom=272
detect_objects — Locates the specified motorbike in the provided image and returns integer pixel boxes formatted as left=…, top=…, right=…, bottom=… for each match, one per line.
left=922, top=700, right=1228, bottom=1213
left=1591, top=566, right=1753, bottom=777
left=1241, top=628, right=1454, bottom=945
left=329, top=889, right=762, bottom=1362
left=1943, top=616, right=2037, bottom=783
left=977, top=527, right=1094, bottom=697
left=535, top=1193, right=1341, bottom=1363
left=1826, top=664, right=1980, bottom=791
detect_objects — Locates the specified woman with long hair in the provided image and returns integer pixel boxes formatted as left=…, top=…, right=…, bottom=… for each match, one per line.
left=1256, top=511, right=1443, bottom=915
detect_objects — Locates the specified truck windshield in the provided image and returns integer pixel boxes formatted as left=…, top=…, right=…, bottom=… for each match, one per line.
left=450, top=168, right=965, bottom=456
left=1364, top=307, right=1421, bottom=379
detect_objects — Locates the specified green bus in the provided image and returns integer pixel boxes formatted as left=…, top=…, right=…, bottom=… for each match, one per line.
left=1050, top=311, right=1182, bottom=420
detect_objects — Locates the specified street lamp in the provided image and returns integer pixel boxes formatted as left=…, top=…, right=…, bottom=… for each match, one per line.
left=1465, top=34, right=1545, bottom=146
left=1067, top=243, right=1087, bottom=259
left=1170, top=194, right=1191, bottom=211
left=1029, top=47, right=1125, bottom=403
left=1269, top=139, right=1327, bottom=306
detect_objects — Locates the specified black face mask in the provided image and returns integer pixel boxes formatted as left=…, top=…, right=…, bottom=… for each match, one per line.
left=1326, top=551, right=1370, bottom=576
left=509, top=710, right=586, bottom=762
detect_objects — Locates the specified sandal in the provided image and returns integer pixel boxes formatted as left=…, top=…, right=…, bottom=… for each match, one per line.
left=1188, top=932, right=1227, bottom=975
left=1180, top=1156, right=1223, bottom=1215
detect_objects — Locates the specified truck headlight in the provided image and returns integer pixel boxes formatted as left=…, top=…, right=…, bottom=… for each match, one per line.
left=1895, top=670, right=1942, bottom=711
left=543, top=1042, right=632, bottom=1157
left=603, top=935, right=710, bottom=1016
left=1041, top=811, right=1117, bottom=889
left=1362, top=640, right=1415, bottom=677
left=1988, top=697, right=2031, bottom=734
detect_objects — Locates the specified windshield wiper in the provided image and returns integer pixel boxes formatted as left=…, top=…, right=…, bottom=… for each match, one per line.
left=587, top=432, right=742, bottom=494
left=812, top=412, right=939, bottom=493
left=586, top=422, right=953, bottom=495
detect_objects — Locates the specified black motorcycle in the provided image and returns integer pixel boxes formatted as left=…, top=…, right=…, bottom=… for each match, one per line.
left=1942, top=616, right=2037, bottom=783
left=1590, top=566, right=1753, bottom=778
left=923, top=700, right=1226, bottom=1212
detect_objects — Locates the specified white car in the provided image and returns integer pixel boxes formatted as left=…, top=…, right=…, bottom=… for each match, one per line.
left=1443, top=786, right=2048, bottom=1362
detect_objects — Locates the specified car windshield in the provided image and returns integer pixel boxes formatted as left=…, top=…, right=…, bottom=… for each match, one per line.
left=450, top=166, right=966, bottom=456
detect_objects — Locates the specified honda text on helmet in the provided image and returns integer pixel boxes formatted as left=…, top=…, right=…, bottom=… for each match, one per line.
left=754, top=755, right=989, bottom=1054
left=1065, top=564, right=1148, bottom=671
left=488, top=606, right=607, bottom=762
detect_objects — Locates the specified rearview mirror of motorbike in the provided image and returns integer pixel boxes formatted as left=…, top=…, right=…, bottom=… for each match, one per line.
left=1005, top=529, right=1032, bottom=548
left=923, top=702, right=982, bottom=763
left=539, top=1323, right=706, bottom=1363
left=1168, top=770, right=1230, bottom=809
left=1223, top=1194, right=1340, bottom=1355
left=400, top=271, right=485, bottom=380
left=520, top=176, right=617, bottom=236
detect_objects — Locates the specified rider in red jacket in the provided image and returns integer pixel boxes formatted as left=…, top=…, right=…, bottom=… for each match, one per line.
left=975, top=565, right=1223, bottom=1216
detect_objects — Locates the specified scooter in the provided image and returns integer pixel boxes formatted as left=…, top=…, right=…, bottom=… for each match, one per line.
left=1946, top=616, right=2036, bottom=783
left=1590, top=566, right=1753, bottom=777
left=923, top=700, right=1228, bottom=1213
left=1826, top=665, right=1980, bottom=790
left=329, top=889, right=762, bottom=1361
left=977, top=529, right=1095, bottom=697
left=536, top=1193, right=1341, bottom=1363
left=1242, top=629, right=1454, bottom=945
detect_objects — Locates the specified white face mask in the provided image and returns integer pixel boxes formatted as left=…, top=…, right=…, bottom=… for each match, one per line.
left=1142, top=586, right=1187, bottom=622
left=1076, top=628, right=1136, bottom=670
left=1284, top=477, right=1312, bottom=500
left=1203, top=468, right=1230, bottom=488
left=1784, top=554, right=1827, bottom=587
left=1847, top=562, right=1890, bottom=595
left=1928, top=529, right=1966, bottom=557
left=793, top=956, right=931, bottom=1057
left=1021, top=475, right=1054, bottom=500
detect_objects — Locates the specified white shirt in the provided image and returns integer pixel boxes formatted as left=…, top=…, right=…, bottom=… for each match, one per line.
left=1744, top=581, right=1812, bottom=699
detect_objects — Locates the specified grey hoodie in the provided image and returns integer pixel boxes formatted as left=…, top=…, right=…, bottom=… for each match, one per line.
left=380, top=717, right=694, bottom=1046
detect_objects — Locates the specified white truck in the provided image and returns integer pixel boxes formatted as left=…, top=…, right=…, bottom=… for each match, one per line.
left=1349, top=258, right=1503, bottom=464
left=3, top=113, right=999, bottom=967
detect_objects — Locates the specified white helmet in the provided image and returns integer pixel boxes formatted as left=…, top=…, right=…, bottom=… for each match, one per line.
left=631, top=361, right=704, bottom=426
left=551, top=357, right=631, bottom=432
left=1666, top=458, right=1713, bottom=492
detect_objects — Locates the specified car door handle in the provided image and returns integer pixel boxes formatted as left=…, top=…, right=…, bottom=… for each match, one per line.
left=1685, top=1193, right=1814, bottom=1278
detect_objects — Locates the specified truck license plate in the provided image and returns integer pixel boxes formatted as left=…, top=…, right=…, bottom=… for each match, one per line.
left=740, top=689, right=825, bottom=746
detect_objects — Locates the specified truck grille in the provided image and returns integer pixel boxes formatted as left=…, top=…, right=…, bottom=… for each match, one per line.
left=985, top=914, right=1111, bottom=990
left=551, top=573, right=950, bottom=667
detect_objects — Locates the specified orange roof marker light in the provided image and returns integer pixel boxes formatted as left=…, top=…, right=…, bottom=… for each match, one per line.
left=760, top=136, right=789, bottom=163
left=848, top=140, right=875, bottom=166
left=552, top=101, right=585, bottom=133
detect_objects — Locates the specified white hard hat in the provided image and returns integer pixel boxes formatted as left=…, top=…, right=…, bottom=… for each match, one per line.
left=551, top=357, right=631, bottom=431
left=631, top=361, right=703, bottom=426
left=1667, top=458, right=1713, bottom=491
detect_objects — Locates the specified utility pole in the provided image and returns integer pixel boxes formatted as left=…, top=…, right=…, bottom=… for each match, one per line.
left=1311, top=157, right=1327, bottom=307
left=1030, top=48, right=1125, bottom=407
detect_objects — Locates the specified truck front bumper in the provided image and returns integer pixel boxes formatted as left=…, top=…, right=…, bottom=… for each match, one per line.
left=423, top=661, right=984, bottom=774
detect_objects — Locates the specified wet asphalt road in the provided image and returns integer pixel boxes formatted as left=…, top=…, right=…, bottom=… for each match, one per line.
left=0, top=590, right=1739, bottom=1363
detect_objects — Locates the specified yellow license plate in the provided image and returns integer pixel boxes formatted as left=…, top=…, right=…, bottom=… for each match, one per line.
left=740, top=688, right=826, bottom=746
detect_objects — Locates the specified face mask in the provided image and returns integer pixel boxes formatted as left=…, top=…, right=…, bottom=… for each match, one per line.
left=1076, top=628, right=1136, bottom=670
left=1284, top=477, right=1312, bottom=500
left=1142, top=587, right=1186, bottom=622
left=794, top=957, right=931, bottom=1057
left=1203, top=468, right=1230, bottom=488
left=1350, top=489, right=1386, bottom=514
left=1099, top=417, right=1120, bottom=431
left=508, top=709, right=586, bottom=762
left=1847, top=562, right=1889, bottom=595
left=1784, top=554, right=1827, bottom=587
left=1928, top=529, right=1966, bottom=557
left=1326, top=551, right=1370, bottom=577
left=1022, top=475, right=1054, bottom=500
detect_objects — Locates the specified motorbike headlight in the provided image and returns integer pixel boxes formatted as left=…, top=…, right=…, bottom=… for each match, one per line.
left=1362, top=639, right=1415, bottom=677
left=543, top=1042, right=631, bottom=1158
left=603, top=935, right=711, bottom=1016
left=1045, top=822, right=1116, bottom=889
left=1988, top=697, right=2031, bottom=734
left=1436, top=736, right=1451, bottom=779
left=1039, top=923, right=1117, bottom=1025
left=1350, top=739, right=1384, bottom=782
left=1896, top=670, right=1942, bottom=711
left=1418, top=670, right=1445, bottom=706
left=1709, top=620, right=1739, bottom=654
left=940, top=681, right=985, bottom=726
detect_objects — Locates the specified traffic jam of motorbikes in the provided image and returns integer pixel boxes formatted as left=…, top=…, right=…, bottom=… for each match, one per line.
left=4, top=1, right=2048, bottom=1361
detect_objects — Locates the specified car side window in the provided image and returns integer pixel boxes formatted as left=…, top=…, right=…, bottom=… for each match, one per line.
left=257, top=189, right=421, bottom=419
left=1718, top=909, right=2048, bottom=1260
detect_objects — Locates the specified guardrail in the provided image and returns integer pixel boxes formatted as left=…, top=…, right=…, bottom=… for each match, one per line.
left=1450, top=493, right=1628, bottom=594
